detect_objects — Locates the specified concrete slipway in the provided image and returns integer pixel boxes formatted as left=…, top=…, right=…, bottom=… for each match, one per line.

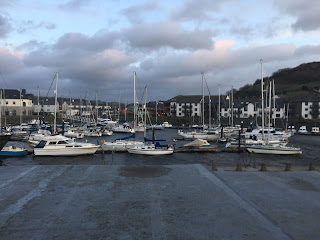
left=0, top=164, right=319, bottom=240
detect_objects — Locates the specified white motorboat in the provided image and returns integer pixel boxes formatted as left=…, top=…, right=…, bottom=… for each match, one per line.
left=101, top=139, right=144, bottom=151
left=64, top=129, right=84, bottom=139
left=178, top=129, right=219, bottom=141
left=101, top=128, right=113, bottom=136
left=112, top=125, right=135, bottom=133
left=82, top=128, right=102, bottom=137
left=33, top=135, right=99, bottom=156
left=162, top=122, right=172, bottom=128
left=127, top=143, right=174, bottom=155
left=27, top=129, right=52, bottom=147
left=150, top=124, right=165, bottom=130
left=246, top=144, right=302, bottom=155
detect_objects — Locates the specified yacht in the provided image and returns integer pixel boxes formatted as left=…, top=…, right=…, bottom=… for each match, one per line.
left=127, top=143, right=174, bottom=155
left=33, top=135, right=99, bottom=156
left=162, top=122, right=172, bottom=128
left=178, top=129, right=219, bottom=141
left=246, top=144, right=302, bottom=155
left=64, top=129, right=84, bottom=139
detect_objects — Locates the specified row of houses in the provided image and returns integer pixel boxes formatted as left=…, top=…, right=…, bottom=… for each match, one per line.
left=1, top=89, right=319, bottom=122
left=166, top=95, right=320, bottom=121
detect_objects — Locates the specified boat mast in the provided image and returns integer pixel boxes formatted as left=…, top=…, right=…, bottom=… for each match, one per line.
left=134, top=71, right=137, bottom=128
left=37, top=87, right=40, bottom=120
left=202, top=72, right=204, bottom=130
left=231, top=86, right=233, bottom=127
left=96, top=92, right=98, bottom=125
left=260, top=59, right=265, bottom=140
left=20, top=89, right=22, bottom=125
left=118, top=93, right=120, bottom=122
left=273, top=79, right=276, bottom=127
left=53, top=72, right=58, bottom=134
left=125, top=100, right=127, bottom=122
left=155, top=99, right=158, bottom=124
left=218, top=84, right=220, bottom=127
left=144, top=86, right=147, bottom=138
left=80, top=96, right=82, bottom=126
left=268, top=81, right=272, bottom=143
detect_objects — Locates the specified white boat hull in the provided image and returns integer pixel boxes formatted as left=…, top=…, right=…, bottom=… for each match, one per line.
left=34, top=146, right=99, bottom=156
left=127, top=148, right=173, bottom=155
left=246, top=146, right=302, bottom=155
left=178, top=130, right=218, bottom=141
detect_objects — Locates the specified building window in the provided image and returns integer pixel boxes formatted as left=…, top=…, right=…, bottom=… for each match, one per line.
left=194, top=108, right=197, bottom=111
left=305, top=114, right=308, bottom=118
left=276, top=114, right=280, bottom=118
left=23, top=110, right=26, bottom=116
left=13, top=101, right=16, bottom=105
left=23, top=102, right=26, bottom=107
left=5, top=109, right=9, bottom=115
left=305, top=108, right=308, bottom=111
left=12, top=109, right=16, bottom=115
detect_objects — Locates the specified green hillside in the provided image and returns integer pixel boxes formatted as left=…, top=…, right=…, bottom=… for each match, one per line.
left=234, top=62, right=320, bottom=98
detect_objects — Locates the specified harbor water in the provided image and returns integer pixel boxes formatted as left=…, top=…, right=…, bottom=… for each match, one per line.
left=1, top=128, right=319, bottom=168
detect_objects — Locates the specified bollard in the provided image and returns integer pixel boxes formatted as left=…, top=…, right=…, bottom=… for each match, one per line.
left=260, top=163, right=267, bottom=171
left=309, top=162, right=315, bottom=171
left=285, top=163, right=291, bottom=171
left=211, top=163, right=217, bottom=171
left=236, top=163, right=242, bottom=172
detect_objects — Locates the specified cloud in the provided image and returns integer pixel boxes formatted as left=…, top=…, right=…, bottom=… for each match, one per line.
left=17, top=20, right=56, bottom=33
left=123, top=21, right=215, bottom=50
left=172, top=0, right=235, bottom=22
left=0, top=48, right=24, bottom=74
left=58, top=0, right=89, bottom=11
left=122, top=1, right=159, bottom=24
left=274, top=0, right=320, bottom=31
left=0, top=15, right=12, bottom=38
left=54, top=31, right=120, bottom=52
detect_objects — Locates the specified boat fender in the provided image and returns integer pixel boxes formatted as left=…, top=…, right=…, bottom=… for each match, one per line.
left=100, top=140, right=105, bottom=145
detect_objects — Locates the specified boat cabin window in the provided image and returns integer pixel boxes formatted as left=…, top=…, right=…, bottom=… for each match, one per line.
left=57, top=141, right=67, bottom=144
left=49, top=141, right=57, bottom=145
left=35, top=140, right=47, bottom=148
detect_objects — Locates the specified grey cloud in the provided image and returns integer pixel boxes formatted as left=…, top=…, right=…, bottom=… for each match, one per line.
left=123, top=22, right=215, bottom=50
left=274, top=0, right=320, bottom=31
left=54, top=31, right=120, bottom=52
left=294, top=44, right=320, bottom=57
left=172, top=0, right=235, bottom=21
left=58, top=0, right=89, bottom=11
left=0, top=48, right=23, bottom=74
left=17, top=40, right=45, bottom=51
left=17, top=20, right=56, bottom=33
left=122, top=1, right=158, bottom=24
left=0, top=15, right=12, bottom=38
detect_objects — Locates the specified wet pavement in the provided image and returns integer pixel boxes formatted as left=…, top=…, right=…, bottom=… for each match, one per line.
left=0, top=164, right=319, bottom=239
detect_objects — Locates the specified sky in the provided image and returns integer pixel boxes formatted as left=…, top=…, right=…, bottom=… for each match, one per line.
left=0, top=0, right=320, bottom=103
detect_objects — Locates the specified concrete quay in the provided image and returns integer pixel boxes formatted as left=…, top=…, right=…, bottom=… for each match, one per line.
left=0, top=164, right=319, bottom=240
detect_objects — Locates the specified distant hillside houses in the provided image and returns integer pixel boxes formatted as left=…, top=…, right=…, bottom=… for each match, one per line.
left=167, top=95, right=320, bottom=121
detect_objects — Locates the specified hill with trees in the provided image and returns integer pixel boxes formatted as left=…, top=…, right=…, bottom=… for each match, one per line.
left=233, top=62, right=320, bottom=99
